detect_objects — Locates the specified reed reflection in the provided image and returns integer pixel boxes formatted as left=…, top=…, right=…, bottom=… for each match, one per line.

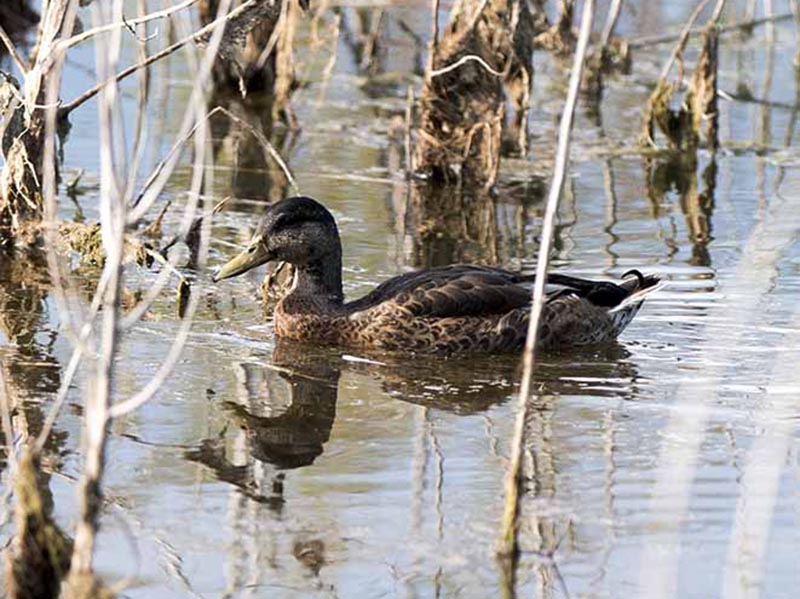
left=0, top=249, right=67, bottom=471
left=208, top=94, right=293, bottom=209
left=644, top=155, right=716, bottom=267
left=404, top=180, right=545, bottom=268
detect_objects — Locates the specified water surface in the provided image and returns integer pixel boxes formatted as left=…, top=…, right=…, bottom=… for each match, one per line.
left=1, top=2, right=800, bottom=598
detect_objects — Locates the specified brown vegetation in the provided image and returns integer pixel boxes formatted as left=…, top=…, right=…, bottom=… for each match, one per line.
left=413, top=0, right=543, bottom=188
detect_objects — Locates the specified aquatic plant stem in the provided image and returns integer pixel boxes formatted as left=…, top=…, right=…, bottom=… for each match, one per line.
left=497, top=0, right=595, bottom=560
left=629, top=9, right=792, bottom=48
left=69, top=0, right=126, bottom=576
left=599, top=0, right=623, bottom=49
left=0, top=23, right=29, bottom=74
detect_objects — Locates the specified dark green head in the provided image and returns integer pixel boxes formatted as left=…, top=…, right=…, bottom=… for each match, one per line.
left=213, top=196, right=341, bottom=282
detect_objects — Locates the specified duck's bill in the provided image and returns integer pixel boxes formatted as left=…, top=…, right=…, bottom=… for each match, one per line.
left=213, top=239, right=271, bottom=282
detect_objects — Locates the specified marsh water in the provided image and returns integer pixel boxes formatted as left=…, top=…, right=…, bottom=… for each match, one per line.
left=2, top=1, right=800, bottom=597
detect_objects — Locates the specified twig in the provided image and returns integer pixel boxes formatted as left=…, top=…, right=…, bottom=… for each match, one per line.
left=427, top=0, right=440, bottom=73
left=467, top=0, right=491, bottom=32
left=35, top=322, right=94, bottom=453
left=254, top=0, right=287, bottom=70
left=0, top=22, right=29, bottom=74
left=429, top=54, right=504, bottom=78
left=216, top=106, right=300, bottom=195
left=721, top=309, right=800, bottom=595
left=0, top=364, right=16, bottom=468
left=405, top=85, right=414, bottom=175
left=497, top=0, right=595, bottom=560
left=599, top=0, right=623, bottom=49
left=637, top=185, right=799, bottom=599
left=659, top=0, right=713, bottom=81
left=629, top=10, right=793, bottom=48
left=70, top=0, right=127, bottom=575
left=316, top=12, right=341, bottom=105
left=110, top=293, right=198, bottom=418
left=131, top=105, right=223, bottom=215
left=61, top=0, right=257, bottom=114
left=123, top=0, right=153, bottom=205
left=57, top=0, right=199, bottom=50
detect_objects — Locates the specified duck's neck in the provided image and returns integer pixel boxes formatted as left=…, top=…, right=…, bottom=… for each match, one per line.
left=288, top=252, right=344, bottom=309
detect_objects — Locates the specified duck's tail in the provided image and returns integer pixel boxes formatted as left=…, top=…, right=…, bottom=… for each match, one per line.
left=609, top=270, right=666, bottom=314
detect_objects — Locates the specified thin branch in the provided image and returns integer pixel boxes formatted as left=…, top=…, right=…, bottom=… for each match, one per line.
left=61, top=0, right=257, bottom=114
left=497, top=0, right=595, bottom=560
left=405, top=85, right=414, bottom=175
left=0, top=22, right=29, bottom=74
left=131, top=106, right=222, bottom=213
left=660, top=0, right=713, bottom=81
left=629, top=10, right=793, bottom=48
left=429, top=54, right=504, bottom=78
left=215, top=106, right=300, bottom=195
left=0, top=363, right=16, bottom=467
left=70, top=0, right=127, bottom=574
left=57, top=0, right=199, bottom=50
left=599, top=0, right=623, bottom=49
left=110, top=293, right=198, bottom=418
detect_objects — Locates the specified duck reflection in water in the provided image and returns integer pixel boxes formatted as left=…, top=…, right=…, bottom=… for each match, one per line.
left=184, top=340, right=339, bottom=507
left=187, top=333, right=641, bottom=507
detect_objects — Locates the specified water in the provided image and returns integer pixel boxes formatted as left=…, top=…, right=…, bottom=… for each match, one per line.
left=2, top=2, right=800, bottom=597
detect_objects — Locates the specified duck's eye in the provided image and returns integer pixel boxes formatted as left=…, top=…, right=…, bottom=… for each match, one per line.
left=248, top=245, right=256, bottom=254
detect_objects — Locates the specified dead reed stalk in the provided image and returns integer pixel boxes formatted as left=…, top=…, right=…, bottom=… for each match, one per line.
left=497, top=0, right=595, bottom=563
left=640, top=0, right=727, bottom=152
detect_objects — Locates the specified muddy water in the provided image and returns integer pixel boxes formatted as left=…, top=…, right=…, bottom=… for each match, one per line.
left=2, top=2, right=800, bottom=598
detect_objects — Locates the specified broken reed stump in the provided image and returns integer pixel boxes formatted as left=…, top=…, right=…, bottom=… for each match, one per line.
left=641, top=5, right=722, bottom=153
left=4, top=447, right=73, bottom=599
left=0, top=0, right=79, bottom=245
left=414, top=0, right=542, bottom=189
left=199, top=0, right=305, bottom=124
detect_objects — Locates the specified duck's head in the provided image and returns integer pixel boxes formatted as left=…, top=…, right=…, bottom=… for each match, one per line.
left=213, top=196, right=341, bottom=282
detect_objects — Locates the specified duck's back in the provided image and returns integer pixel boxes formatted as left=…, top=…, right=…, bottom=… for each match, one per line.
left=276, top=265, right=660, bottom=354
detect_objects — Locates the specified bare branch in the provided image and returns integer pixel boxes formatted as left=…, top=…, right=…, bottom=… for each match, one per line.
left=58, top=0, right=199, bottom=50
left=216, top=106, right=300, bottom=195
left=110, top=293, right=197, bottom=418
left=0, top=22, right=29, bottom=74
left=660, top=0, right=713, bottom=81
left=497, top=0, right=595, bottom=561
left=599, top=0, right=623, bottom=49
left=629, top=10, right=793, bottom=48
left=61, top=0, right=258, bottom=114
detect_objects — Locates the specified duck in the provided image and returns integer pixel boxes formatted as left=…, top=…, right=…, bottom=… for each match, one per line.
left=213, top=196, right=662, bottom=355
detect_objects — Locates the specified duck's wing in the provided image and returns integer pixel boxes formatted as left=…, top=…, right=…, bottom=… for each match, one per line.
left=344, top=264, right=535, bottom=318
left=345, top=266, right=662, bottom=320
